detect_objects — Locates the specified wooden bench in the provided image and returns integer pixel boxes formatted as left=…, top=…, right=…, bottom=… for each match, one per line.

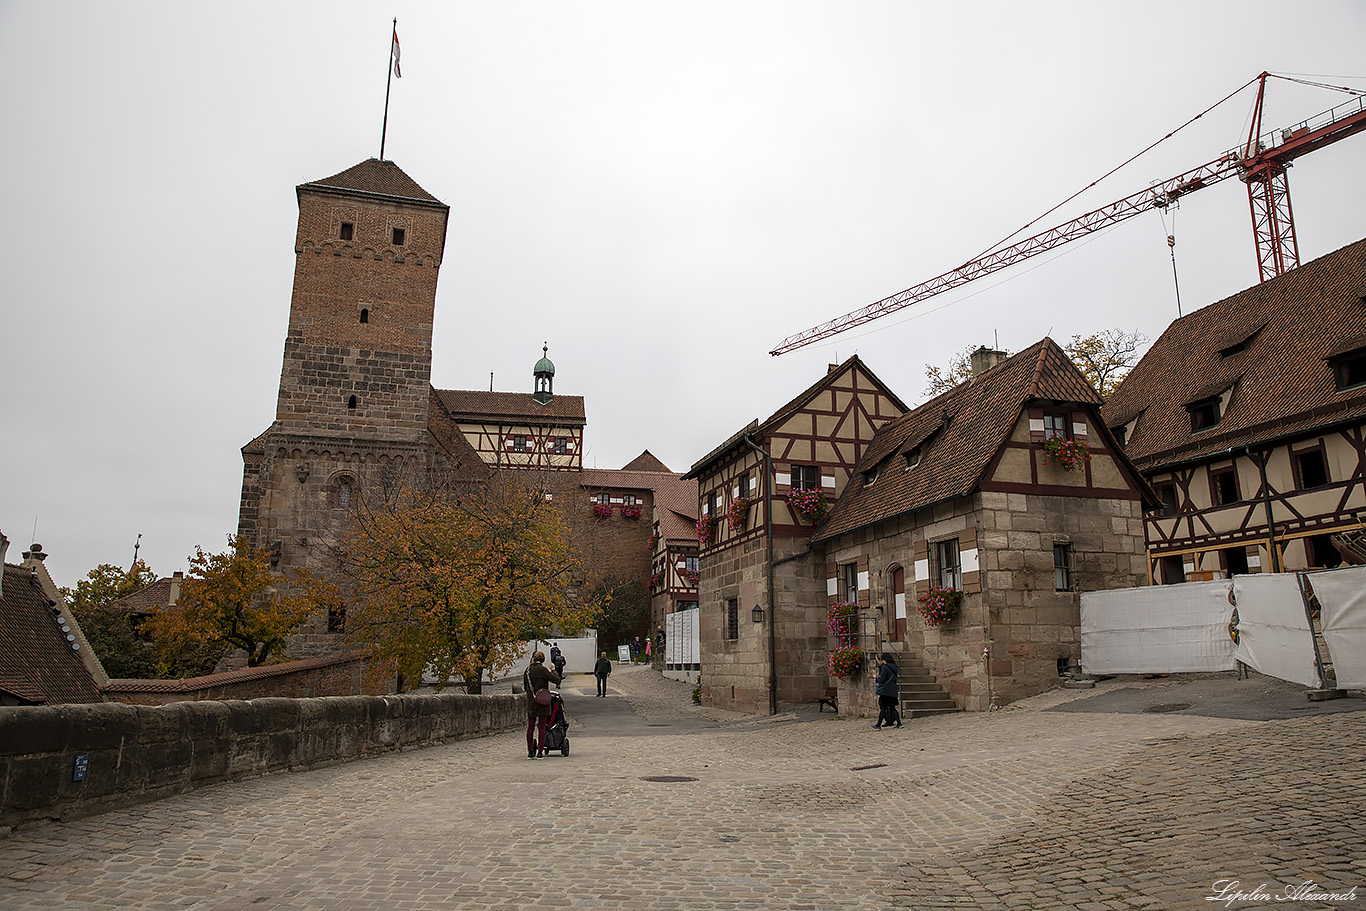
left=814, top=686, right=838, bottom=713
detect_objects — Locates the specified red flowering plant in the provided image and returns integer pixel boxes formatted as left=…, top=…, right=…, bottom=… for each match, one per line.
left=696, top=515, right=717, bottom=543
left=649, top=570, right=664, bottom=589
left=827, top=643, right=862, bottom=679
left=827, top=600, right=858, bottom=646
left=622, top=505, right=643, bottom=520
left=1041, top=437, right=1091, bottom=471
left=647, top=532, right=661, bottom=551
left=593, top=504, right=614, bottom=519
left=786, top=488, right=829, bottom=523
left=681, top=568, right=699, bottom=587
left=727, top=496, right=752, bottom=533
left=917, top=585, right=963, bottom=626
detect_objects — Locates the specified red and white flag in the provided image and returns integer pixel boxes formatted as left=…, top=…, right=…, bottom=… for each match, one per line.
left=391, top=27, right=401, bottom=78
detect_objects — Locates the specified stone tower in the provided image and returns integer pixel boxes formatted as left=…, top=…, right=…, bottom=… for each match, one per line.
left=238, top=159, right=450, bottom=595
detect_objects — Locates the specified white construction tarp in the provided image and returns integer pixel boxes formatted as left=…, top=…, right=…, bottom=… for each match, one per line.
left=1310, top=565, right=1366, bottom=689
left=1232, top=574, right=1320, bottom=688
left=1081, top=580, right=1236, bottom=674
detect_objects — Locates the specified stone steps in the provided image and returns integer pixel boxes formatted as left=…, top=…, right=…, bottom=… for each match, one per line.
left=884, top=649, right=962, bottom=719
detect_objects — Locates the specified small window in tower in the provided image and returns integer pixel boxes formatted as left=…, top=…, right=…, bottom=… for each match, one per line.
left=392, top=227, right=406, bottom=246
left=359, top=308, right=369, bottom=324
left=339, top=222, right=354, bottom=241
left=554, top=437, right=568, bottom=455
left=347, top=395, right=358, bottom=410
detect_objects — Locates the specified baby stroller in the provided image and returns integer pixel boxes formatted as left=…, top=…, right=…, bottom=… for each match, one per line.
left=544, top=692, right=571, bottom=756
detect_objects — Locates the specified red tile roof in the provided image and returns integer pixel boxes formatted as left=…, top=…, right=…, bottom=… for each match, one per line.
left=434, top=388, right=586, bottom=425
left=1104, top=237, right=1366, bottom=470
left=110, top=576, right=180, bottom=614
left=299, top=158, right=445, bottom=207
left=621, top=450, right=673, bottom=473
left=1, top=564, right=102, bottom=704
left=813, top=338, right=1104, bottom=542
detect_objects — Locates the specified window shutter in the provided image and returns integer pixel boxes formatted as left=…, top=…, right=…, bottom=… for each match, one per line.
left=912, top=540, right=929, bottom=596
left=1028, top=406, right=1046, bottom=443
left=826, top=562, right=838, bottom=605
left=959, top=528, right=981, bottom=594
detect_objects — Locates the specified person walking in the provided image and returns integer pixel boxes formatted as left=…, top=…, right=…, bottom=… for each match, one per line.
left=549, top=641, right=566, bottom=678
left=593, top=650, right=612, bottom=696
left=873, top=653, right=902, bottom=730
left=523, top=651, right=561, bottom=758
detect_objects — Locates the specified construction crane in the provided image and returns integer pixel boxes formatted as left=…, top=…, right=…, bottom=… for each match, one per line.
left=769, top=73, right=1366, bottom=356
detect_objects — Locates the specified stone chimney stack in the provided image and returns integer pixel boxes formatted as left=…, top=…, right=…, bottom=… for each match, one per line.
left=170, top=571, right=184, bottom=605
left=0, top=530, right=9, bottom=599
left=969, top=347, right=1009, bottom=378
left=24, top=542, right=48, bottom=563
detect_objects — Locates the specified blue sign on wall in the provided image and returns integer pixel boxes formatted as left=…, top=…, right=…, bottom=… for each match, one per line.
left=72, top=754, right=88, bottom=782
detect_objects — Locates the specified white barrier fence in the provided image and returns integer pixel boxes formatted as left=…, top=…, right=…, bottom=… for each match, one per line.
left=664, top=607, right=700, bottom=684
left=1081, top=565, right=1366, bottom=690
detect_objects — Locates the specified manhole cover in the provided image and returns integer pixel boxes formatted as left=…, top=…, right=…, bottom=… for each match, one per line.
left=851, top=763, right=888, bottom=771
left=1144, top=703, right=1193, bottom=713
left=640, top=775, right=699, bottom=783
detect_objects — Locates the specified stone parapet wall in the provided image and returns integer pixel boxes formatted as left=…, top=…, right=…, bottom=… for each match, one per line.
left=0, top=692, right=522, bottom=831
left=102, top=652, right=393, bottom=705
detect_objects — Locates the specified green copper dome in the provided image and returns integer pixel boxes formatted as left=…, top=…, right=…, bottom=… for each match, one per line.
left=534, top=344, right=555, bottom=377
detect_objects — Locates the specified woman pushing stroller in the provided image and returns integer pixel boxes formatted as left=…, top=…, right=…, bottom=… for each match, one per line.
left=524, top=650, right=561, bottom=758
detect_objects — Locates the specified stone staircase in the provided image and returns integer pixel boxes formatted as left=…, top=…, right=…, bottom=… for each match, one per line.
left=891, top=652, right=961, bottom=718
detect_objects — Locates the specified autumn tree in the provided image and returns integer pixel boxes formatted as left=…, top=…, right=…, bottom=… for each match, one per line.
left=924, top=344, right=1010, bottom=397
left=590, top=577, right=648, bottom=651
left=1064, top=329, right=1147, bottom=398
left=327, top=473, right=600, bottom=693
left=62, top=560, right=160, bottom=678
left=141, top=536, right=315, bottom=671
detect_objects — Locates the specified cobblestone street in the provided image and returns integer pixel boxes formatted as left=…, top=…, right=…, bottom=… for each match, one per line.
left=1, top=667, right=1362, bottom=910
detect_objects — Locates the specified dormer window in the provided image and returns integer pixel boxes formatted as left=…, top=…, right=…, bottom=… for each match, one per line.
left=1188, top=396, right=1221, bottom=432
left=1329, top=346, right=1366, bottom=392
left=1043, top=412, right=1070, bottom=440
left=862, top=467, right=879, bottom=487
left=904, top=448, right=922, bottom=470
left=391, top=227, right=406, bottom=246
left=1219, top=326, right=1263, bottom=359
left=339, top=222, right=354, bottom=241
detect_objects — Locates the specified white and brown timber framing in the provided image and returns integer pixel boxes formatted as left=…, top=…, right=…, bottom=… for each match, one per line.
left=1103, top=236, right=1366, bottom=581
left=433, top=388, right=586, bottom=472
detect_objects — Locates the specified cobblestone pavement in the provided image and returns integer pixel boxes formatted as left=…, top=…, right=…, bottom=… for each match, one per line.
left=2, top=668, right=1363, bottom=910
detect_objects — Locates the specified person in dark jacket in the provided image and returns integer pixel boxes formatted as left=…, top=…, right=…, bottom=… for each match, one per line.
left=593, top=650, right=612, bottom=696
left=873, top=653, right=902, bottom=730
left=524, top=651, right=562, bottom=758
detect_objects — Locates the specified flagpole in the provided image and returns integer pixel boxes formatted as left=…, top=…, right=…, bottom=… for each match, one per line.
left=380, top=17, right=396, bottom=161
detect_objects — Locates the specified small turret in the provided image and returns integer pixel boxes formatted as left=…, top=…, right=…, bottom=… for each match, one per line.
left=533, top=344, right=556, bottom=405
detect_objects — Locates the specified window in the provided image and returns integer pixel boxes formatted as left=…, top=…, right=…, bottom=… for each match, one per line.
left=554, top=437, right=568, bottom=454
left=1224, top=547, right=1249, bottom=576
left=791, top=465, right=820, bottom=490
left=727, top=599, right=739, bottom=640
left=1054, top=543, right=1072, bottom=591
left=339, top=222, right=353, bottom=241
left=1110, top=425, right=1127, bottom=448
left=1043, top=412, right=1070, bottom=440
left=1189, top=397, right=1221, bottom=432
left=1307, top=534, right=1343, bottom=569
left=1151, top=481, right=1179, bottom=517
left=595, top=492, right=610, bottom=506
left=512, top=435, right=528, bottom=452
left=840, top=562, right=859, bottom=602
left=391, top=227, right=406, bottom=246
left=359, top=307, right=369, bottom=324
left=685, top=555, right=698, bottom=573
left=1329, top=347, right=1366, bottom=392
left=338, top=479, right=352, bottom=510
left=1294, top=448, right=1329, bottom=489
left=623, top=493, right=638, bottom=506
left=737, top=474, right=750, bottom=498
left=904, top=447, right=922, bottom=470
left=935, top=539, right=961, bottom=590
left=708, top=491, right=720, bottom=519
left=1159, top=555, right=1186, bottom=585
left=862, top=467, right=879, bottom=487
left=1210, top=466, right=1240, bottom=506
left=347, top=395, right=357, bottom=410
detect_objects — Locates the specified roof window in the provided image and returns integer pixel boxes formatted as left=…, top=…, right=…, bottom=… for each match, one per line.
left=1188, top=396, right=1220, bottom=432
left=1219, top=326, right=1263, bottom=359
left=1329, top=346, right=1366, bottom=392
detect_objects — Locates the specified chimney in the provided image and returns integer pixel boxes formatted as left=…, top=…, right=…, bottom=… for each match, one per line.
left=24, top=542, right=48, bottom=563
left=969, top=346, right=1008, bottom=377
left=170, top=571, right=183, bottom=605
left=0, top=531, right=9, bottom=598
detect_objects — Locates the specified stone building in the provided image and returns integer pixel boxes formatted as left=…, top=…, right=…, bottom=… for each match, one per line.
left=683, top=357, right=908, bottom=713
left=813, top=339, right=1153, bottom=713
left=1104, top=237, right=1366, bottom=581
left=236, top=158, right=684, bottom=658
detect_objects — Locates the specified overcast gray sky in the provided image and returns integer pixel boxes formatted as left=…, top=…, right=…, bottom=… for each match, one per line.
left=2, top=1, right=1364, bottom=588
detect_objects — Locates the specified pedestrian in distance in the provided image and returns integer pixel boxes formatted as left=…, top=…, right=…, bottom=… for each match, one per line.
left=594, top=650, right=612, bottom=696
left=549, top=641, right=566, bottom=677
left=523, top=651, right=561, bottom=758
left=873, top=653, right=902, bottom=730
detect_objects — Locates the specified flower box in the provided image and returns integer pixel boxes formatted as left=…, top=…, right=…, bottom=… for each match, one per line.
left=649, top=570, right=663, bottom=589
left=696, top=515, right=717, bottom=543
left=786, top=488, right=829, bottom=523
left=622, top=505, right=643, bottom=520
left=917, top=585, right=962, bottom=626
left=827, top=643, right=862, bottom=679
left=647, top=532, right=660, bottom=551
left=1041, top=437, right=1091, bottom=471
left=727, top=496, right=752, bottom=533
left=593, top=504, right=613, bottom=519
left=680, top=568, right=699, bottom=586
left=827, top=600, right=858, bottom=646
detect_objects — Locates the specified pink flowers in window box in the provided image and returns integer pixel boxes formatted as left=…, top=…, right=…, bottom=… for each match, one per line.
left=622, top=505, right=643, bottom=520
left=593, top=504, right=613, bottom=519
left=680, top=568, right=699, bottom=587
left=827, top=643, right=862, bottom=679
left=917, top=585, right=963, bottom=626
left=696, top=515, right=716, bottom=542
left=1041, top=437, right=1091, bottom=471
left=727, top=496, right=752, bottom=533
left=786, top=488, right=829, bottom=523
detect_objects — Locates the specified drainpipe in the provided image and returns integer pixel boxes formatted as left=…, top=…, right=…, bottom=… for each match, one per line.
left=741, top=433, right=777, bottom=716
left=1246, top=445, right=1282, bottom=573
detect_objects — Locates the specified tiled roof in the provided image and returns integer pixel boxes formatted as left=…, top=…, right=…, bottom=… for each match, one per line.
left=110, top=577, right=178, bottom=614
left=1, top=564, right=102, bottom=704
left=434, top=388, right=586, bottom=425
left=621, top=450, right=673, bottom=473
left=1104, top=237, right=1366, bottom=469
left=299, top=158, right=445, bottom=207
left=579, top=469, right=698, bottom=541
left=102, top=651, right=372, bottom=693
left=813, top=338, right=1102, bottom=542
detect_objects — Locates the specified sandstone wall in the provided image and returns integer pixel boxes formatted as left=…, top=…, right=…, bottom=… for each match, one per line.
left=0, top=692, right=521, bottom=832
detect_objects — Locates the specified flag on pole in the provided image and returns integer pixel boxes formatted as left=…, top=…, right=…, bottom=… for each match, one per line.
left=391, top=27, right=401, bottom=78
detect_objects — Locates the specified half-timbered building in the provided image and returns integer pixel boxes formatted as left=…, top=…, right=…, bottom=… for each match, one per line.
left=1104, top=237, right=1366, bottom=582
left=683, top=356, right=907, bottom=713
left=813, top=339, right=1153, bottom=712
left=646, top=470, right=700, bottom=643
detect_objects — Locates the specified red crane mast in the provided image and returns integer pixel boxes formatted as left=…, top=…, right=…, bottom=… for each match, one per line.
left=770, top=73, right=1366, bottom=357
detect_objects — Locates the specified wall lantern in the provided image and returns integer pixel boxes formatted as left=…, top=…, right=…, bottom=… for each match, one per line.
left=752, top=603, right=765, bottom=623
